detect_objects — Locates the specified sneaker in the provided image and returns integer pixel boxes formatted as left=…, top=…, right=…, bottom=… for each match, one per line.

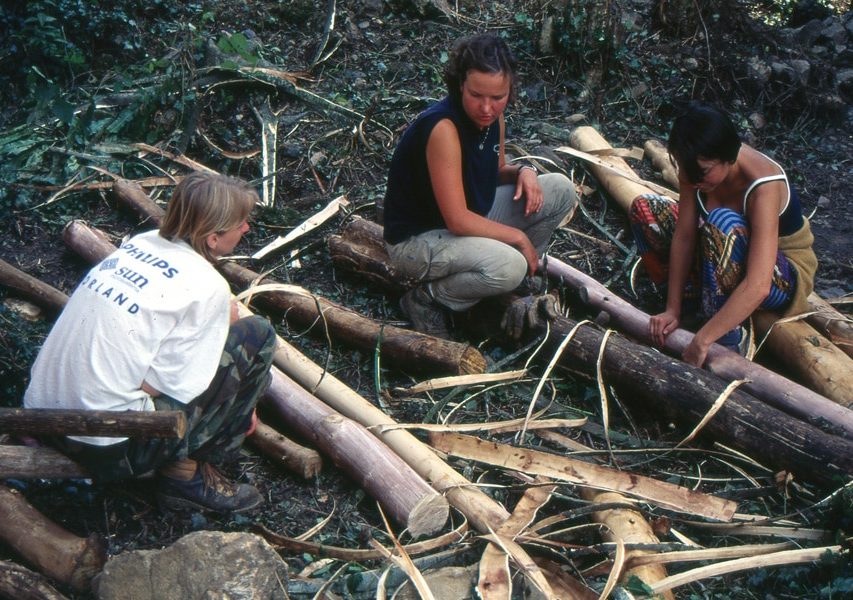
left=718, top=326, right=749, bottom=357
left=400, top=285, right=451, bottom=339
left=157, top=462, right=263, bottom=513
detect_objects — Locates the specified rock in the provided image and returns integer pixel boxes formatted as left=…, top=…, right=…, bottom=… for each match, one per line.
left=94, top=531, right=289, bottom=600
left=793, top=19, right=826, bottom=48
left=630, top=82, right=649, bottom=99
left=746, top=57, right=771, bottom=88
left=837, top=69, right=853, bottom=102
left=771, top=61, right=797, bottom=84
left=395, top=565, right=478, bottom=599
left=790, top=59, right=812, bottom=85
left=817, top=195, right=831, bottom=208
left=683, top=57, right=699, bottom=71
left=820, top=22, right=848, bottom=47
left=748, top=112, right=766, bottom=130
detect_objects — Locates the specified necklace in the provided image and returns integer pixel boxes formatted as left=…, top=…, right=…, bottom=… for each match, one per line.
left=478, top=125, right=490, bottom=151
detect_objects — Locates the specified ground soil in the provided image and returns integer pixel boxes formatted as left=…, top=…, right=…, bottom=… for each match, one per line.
left=1, top=1, right=851, bottom=598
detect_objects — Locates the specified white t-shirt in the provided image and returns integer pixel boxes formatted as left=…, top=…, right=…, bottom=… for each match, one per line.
left=24, top=230, right=231, bottom=445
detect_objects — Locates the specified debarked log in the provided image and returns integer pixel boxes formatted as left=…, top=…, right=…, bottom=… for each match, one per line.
left=110, top=179, right=486, bottom=377
left=0, top=408, right=185, bottom=439
left=61, top=219, right=449, bottom=537
left=569, top=125, right=853, bottom=412
left=538, top=314, right=853, bottom=487
left=263, top=367, right=449, bottom=537
left=0, top=485, right=106, bottom=592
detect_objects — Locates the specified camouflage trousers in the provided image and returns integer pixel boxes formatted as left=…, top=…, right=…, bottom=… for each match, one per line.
left=54, top=315, right=277, bottom=481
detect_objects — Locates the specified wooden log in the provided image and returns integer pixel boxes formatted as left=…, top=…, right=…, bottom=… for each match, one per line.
left=643, top=139, right=678, bottom=188
left=221, top=261, right=486, bottom=376
left=805, top=292, right=853, bottom=360
left=0, top=485, right=106, bottom=592
left=581, top=489, right=675, bottom=600
left=328, top=217, right=414, bottom=293
left=752, top=309, right=853, bottom=409
left=61, top=220, right=450, bottom=538
left=536, top=313, right=853, bottom=487
left=0, top=259, right=68, bottom=315
left=0, top=560, right=69, bottom=600
left=0, top=408, right=186, bottom=439
left=569, top=125, right=853, bottom=411
left=247, top=419, right=322, bottom=479
left=262, top=365, right=449, bottom=537
left=545, top=256, right=853, bottom=438
left=0, top=445, right=90, bottom=479
left=109, top=180, right=487, bottom=377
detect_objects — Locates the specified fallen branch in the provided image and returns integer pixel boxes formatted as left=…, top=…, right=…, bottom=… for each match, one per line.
left=0, top=560, right=69, bottom=600
left=0, top=408, right=186, bottom=439
left=0, top=258, right=69, bottom=315
left=0, top=445, right=89, bottom=479
left=247, top=419, right=322, bottom=479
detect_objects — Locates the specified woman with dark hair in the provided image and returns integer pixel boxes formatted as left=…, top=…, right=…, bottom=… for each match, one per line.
left=629, top=101, right=818, bottom=366
left=25, top=171, right=276, bottom=513
left=383, top=32, right=578, bottom=339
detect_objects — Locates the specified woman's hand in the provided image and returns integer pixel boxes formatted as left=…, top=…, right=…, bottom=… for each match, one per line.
left=682, top=333, right=712, bottom=368
left=649, top=309, right=680, bottom=347
left=515, top=167, right=543, bottom=217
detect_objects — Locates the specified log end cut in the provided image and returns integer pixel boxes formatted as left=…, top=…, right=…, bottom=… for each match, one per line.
left=406, top=494, right=451, bottom=539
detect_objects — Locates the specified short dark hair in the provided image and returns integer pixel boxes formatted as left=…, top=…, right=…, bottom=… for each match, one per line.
left=443, top=33, right=518, bottom=104
left=667, top=101, right=741, bottom=184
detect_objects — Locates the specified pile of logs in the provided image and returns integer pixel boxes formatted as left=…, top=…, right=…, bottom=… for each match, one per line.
left=2, top=125, right=851, bottom=598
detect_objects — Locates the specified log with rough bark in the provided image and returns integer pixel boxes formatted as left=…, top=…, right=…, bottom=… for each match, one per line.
left=61, top=221, right=450, bottom=537
left=109, top=179, right=487, bottom=376
left=545, top=256, right=853, bottom=437
left=0, top=485, right=106, bottom=592
left=644, top=139, right=853, bottom=359
left=328, top=216, right=413, bottom=293
left=568, top=125, right=853, bottom=410
left=0, top=408, right=185, bottom=439
left=536, top=312, right=853, bottom=487
left=0, top=259, right=69, bottom=316
left=247, top=420, right=322, bottom=479
left=0, top=445, right=89, bottom=479
left=0, top=559, right=69, bottom=600
left=581, top=489, right=675, bottom=599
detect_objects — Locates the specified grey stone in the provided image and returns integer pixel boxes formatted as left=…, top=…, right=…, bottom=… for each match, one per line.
left=746, top=57, right=771, bottom=88
left=94, top=531, right=288, bottom=600
left=794, top=19, right=826, bottom=47
left=771, top=62, right=797, bottom=84
left=821, top=22, right=848, bottom=47
left=837, top=68, right=853, bottom=102
left=790, top=59, right=812, bottom=85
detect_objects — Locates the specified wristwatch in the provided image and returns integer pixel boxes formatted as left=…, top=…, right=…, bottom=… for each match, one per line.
left=518, top=162, right=539, bottom=175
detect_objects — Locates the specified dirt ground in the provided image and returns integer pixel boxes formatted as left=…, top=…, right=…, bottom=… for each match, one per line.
left=1, top=1, right=851, bottom=598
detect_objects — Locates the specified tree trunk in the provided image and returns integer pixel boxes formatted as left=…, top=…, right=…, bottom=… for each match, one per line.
left=0, top=560, right=69, bottom=600
left=0, top=445, right=90, bottom=479
left=61, top=220, right=449, bottom=538
left=537, top=313, right=853, bottom=487
left=0, top=408, right=185, bottom=439
left=805, top=292, right=853, bottom=360
left=0, top=485, right=106, bottom=592
left=545, top=256, right=853, bottom=438
left=569, top=125, right=853, bottom=412
left=247, top=420, right=322, bottom=480
left=0, top=259, right=69, bottom=315
left=109, top=180, right=487, bottom=377
left=328, top=217, right=412, bottom=293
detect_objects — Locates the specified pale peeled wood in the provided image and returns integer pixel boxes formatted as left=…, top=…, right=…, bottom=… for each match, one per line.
left=568, top=126, right=853, bottom=412
left=753, top=310, right=853, bottom=408
left=430, top=432, right=738, bottom=522
left=111, top=179, right=487, bottom=377
left=806, top=292, right=853, bottom=359
left=581, top=489, right=675, bottom=600
left=263, top=368, right=449, bottom=537
left=643, top=138, right=679, bottom=188
left=61, top=221, right=450, bottom=538
left=247, top=420, right=322, bottom=479
left=0, top=485, right=106, bottom=592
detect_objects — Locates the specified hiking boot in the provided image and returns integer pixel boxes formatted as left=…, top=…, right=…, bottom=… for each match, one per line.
left=400, top=285, right=451, bottom=339
left=157, top=461, right=263, bottom=513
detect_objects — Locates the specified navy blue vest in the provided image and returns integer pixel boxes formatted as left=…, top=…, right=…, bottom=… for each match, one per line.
left=383, top=96, right=500, bottom=244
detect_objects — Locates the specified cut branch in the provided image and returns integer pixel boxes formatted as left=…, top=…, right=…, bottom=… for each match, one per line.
left=0, top=408, right=185, bottom=439
left=247, top=419, right=322, bottom=479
